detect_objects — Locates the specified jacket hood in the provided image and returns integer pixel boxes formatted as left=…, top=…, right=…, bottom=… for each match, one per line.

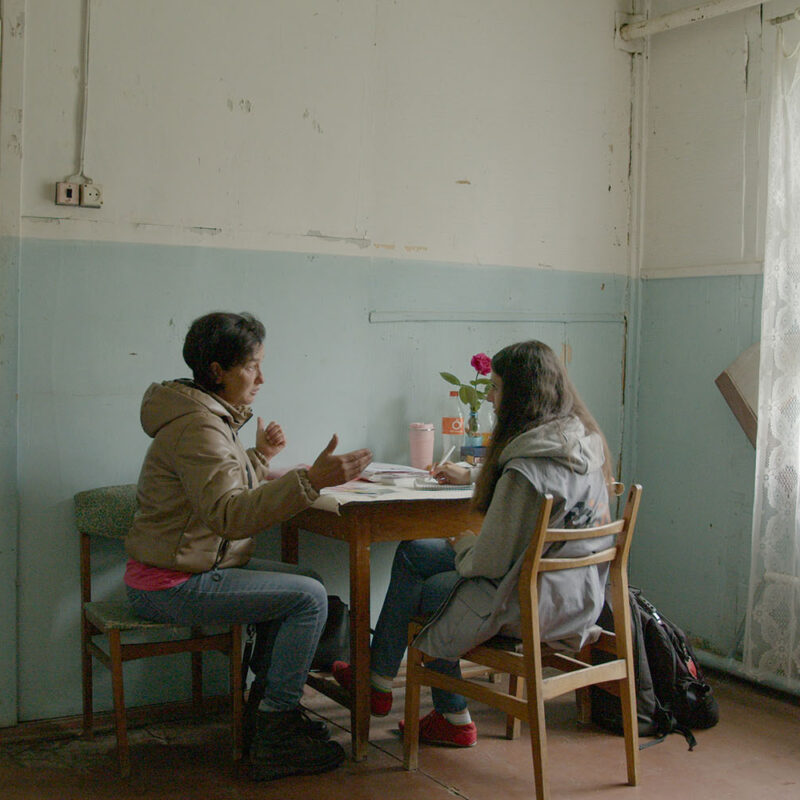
left=140, top=380, right=252, bottom=438
left=498, top=416, right=605, bottom=475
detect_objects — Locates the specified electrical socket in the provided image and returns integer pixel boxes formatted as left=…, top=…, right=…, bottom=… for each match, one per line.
left=55, top=181, right=80, bottom=206
left=80, top=183, right=103, bottom=208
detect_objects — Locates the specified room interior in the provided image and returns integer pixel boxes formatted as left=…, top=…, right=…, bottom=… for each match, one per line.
left=0, top=1, right=798, bottom=797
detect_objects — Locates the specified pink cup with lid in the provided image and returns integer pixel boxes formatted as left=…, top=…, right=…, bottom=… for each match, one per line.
left=409, top=423, right=435, bottom=470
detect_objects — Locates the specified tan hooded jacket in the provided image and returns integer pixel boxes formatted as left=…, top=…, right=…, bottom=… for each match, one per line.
left=125, top=380, right=318, bottom=572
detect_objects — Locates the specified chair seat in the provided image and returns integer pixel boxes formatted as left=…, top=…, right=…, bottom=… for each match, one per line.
left=481, top=635, right=524, bottom=652
left=84, top=600, right=188, bottom=632
left=477, top=623, right=603, bottom=654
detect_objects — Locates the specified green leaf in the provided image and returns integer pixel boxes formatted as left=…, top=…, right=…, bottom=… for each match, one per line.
left=459, top=386, right=480, bottom=411
left=440, top=372, right=462, bottom=386
left=474, top=378, right=492, bottom=387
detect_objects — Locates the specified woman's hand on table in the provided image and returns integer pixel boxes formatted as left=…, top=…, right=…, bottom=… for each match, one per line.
left=429, top=462, right=472, bottom=485
left=256, top=417, right=287, bottom=461
left=307, top=434, right=373, bottom=491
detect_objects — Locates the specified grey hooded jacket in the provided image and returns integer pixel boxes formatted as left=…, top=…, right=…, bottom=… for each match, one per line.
left=413, top=416, right=612, bottom=660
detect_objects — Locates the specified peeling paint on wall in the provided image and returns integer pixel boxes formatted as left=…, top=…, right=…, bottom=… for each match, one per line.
left=9, top=13, right=24, bottom=37
left=302, top=109, right=323, bottom=134
left=305, top=229, right=370, bottom=248
left=226, top=99, right=253, bottom=112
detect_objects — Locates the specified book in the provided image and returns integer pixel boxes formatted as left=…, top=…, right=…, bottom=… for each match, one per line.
left=460, top=445, right=487, bottom=466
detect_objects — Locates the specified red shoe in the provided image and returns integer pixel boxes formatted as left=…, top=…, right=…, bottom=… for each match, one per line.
left=331, top=661, right=393, bottom=717
left=400, top=710, right=477, bottom=747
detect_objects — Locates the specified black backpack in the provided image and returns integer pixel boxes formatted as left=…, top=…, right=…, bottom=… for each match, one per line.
left=590, top=587, right=719, bottom=750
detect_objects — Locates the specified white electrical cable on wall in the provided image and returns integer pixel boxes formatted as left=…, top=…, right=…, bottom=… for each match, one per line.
left=67, top=0, right=94, bottom=185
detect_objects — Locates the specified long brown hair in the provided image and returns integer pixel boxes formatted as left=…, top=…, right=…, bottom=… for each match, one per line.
left=471, top=340, right=612, bottom=513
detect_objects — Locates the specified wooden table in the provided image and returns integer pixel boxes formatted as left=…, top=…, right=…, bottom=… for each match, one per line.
left=281, top=494, right=483, bottom=760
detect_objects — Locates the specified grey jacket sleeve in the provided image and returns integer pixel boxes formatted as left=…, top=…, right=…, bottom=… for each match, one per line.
left=452, top=470, right=544, bottom=579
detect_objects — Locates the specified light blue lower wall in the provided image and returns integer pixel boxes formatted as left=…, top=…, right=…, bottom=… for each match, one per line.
left=12, top=237, right=630, bottom=722
left=0, top=237, right=20, bottom=727
left=4, top=237, right=767, bottom=721
left=634, top=275, right=762, bottom=658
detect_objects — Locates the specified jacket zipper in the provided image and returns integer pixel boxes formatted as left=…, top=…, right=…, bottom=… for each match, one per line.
left=211, top=420, right=249, bottom=576
left=213, top=538, right=230, bottom=571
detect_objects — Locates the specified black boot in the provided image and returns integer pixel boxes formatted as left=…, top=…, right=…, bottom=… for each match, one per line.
left=243, top=693, right=331, bottom=757
left=249, top=708, right=345, bottom=781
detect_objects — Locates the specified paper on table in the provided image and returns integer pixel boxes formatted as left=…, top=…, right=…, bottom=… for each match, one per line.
left=361, top=461, right=429, bottom=484
left=327, top=482, right=397, bottom=497
left=314, top=477, right=473, bottom=514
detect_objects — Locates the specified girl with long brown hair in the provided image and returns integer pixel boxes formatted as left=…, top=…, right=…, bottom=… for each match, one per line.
left=333, top=340, right=614, bottom=747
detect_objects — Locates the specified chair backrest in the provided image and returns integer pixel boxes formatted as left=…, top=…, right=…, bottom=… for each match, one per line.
left=519, top=485, right=642, bottom=646
left=74, top=483, right=138, bottom=604
left=74, top=484, right=138, bottom=539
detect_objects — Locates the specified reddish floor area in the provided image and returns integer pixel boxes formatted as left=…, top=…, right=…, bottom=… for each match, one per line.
left=1, top=670, right=798, bottom=799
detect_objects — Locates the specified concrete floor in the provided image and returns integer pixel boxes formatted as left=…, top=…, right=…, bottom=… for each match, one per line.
left=1, top=670, right=798, bottom=799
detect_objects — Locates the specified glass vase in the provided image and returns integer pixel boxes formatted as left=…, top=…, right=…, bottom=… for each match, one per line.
left=464, top=408, right=482, bottom=447
left=479, top=403, right=495, bottom=446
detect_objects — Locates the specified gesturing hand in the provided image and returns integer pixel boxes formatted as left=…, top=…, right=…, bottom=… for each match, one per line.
left=307, top=434, right=372, bottom=492
left=256, top=417, right=287, bottom=462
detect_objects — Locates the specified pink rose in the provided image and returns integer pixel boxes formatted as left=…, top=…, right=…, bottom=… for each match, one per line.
left=471, top=353, right=492, bottom=376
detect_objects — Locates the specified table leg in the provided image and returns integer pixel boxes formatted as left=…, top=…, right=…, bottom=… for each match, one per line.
left=281, top=520, right=299, bottom=564
left=350, top=523, right=372, bottom=761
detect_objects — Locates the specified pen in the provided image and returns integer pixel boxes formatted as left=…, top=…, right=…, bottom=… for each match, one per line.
left=431, top=444, right=456, bottom=474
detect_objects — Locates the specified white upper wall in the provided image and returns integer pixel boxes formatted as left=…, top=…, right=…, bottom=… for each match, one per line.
left=640, top=0, right=800, bottom=278
left=21, top=0, right=634, bottom=273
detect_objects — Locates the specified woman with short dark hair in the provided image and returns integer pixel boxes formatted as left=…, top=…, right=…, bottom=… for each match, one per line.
left=125, top=311, right=372, bottom=781
left=181, top=311, right=266, bottom=392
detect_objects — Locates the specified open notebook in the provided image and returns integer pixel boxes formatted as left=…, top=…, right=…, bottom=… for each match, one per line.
left=413, top=477, right=470, bottom=490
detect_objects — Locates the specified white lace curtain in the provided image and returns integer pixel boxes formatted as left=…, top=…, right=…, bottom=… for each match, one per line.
left=744, top=25, right=800, bottom=690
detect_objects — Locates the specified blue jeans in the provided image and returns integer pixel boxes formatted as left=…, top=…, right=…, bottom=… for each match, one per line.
left=126, top=558, right=326, bottom=711
left=371, top=539, right=466, bottom=714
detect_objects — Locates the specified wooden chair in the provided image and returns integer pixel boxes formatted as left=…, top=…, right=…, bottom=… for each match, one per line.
left=506, top=478, right=626, bottom=740
left=403, top=484, right=643, bottom=799
left=75, top=483, right=243, bottom=777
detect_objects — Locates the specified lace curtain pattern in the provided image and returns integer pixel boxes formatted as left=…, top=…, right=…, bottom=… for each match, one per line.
left=744, top=26, right=800, bottom=689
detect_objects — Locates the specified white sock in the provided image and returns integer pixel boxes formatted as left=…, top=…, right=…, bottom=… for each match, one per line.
left=370, top=671, right=393, bottom=693
left=443, top=709, right=472, bottom=726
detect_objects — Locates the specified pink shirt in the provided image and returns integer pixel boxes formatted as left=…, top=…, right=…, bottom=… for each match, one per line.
left=124, top=558, right=192, bottom=590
